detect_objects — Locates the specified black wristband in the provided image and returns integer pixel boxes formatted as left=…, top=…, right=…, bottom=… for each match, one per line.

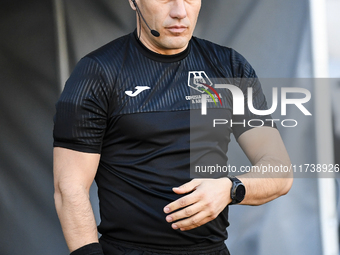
left=70, top=243, right=104, bottom=255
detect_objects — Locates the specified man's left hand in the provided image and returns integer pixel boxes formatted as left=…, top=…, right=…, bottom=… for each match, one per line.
left=163, top=178, right=232, bottom=231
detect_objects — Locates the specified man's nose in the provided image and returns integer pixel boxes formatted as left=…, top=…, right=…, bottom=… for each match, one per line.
left=169, top=0, right=187, bottom=19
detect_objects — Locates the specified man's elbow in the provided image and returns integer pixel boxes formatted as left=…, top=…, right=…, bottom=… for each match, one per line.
left=53, top=181, right=88, bottom=210
left=54, top=185, right=64, bottom=215
left=279, top=172, right=293, bottom=196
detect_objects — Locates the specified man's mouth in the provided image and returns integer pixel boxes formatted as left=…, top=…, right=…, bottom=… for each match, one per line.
left=166, top=26, right=187, bottom=34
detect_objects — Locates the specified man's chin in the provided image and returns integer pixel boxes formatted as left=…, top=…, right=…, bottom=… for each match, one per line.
left=161, top=36, right=190, bottom=50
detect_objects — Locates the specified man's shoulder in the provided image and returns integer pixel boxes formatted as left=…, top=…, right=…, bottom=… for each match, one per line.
left=68, top=33, right=133, bottom=85
left=191, top=36, right=255, bottom=78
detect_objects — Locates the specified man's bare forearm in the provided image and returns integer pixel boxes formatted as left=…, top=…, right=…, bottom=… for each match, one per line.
left=237, top=154, right=293, bottom=205
left=53, top=148, right=101, bottom=252
left=54, top=185, right=99, bottom=252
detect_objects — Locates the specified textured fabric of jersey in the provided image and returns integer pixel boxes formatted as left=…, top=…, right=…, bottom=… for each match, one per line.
left=53, top=30, right=274, bottom=248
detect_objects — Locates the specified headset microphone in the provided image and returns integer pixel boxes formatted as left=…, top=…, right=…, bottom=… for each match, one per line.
left=132, top=0, right=160, bottom=37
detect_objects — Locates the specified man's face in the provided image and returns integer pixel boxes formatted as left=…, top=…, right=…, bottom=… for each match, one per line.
left=130, top=0, right=201, bottom=55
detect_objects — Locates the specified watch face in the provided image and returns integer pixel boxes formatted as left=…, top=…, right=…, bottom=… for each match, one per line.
left=235, top=183, right=246, bottom=201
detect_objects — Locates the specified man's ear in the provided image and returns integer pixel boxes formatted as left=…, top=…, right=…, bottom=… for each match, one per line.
left=129, top=0, right=137, bottom=11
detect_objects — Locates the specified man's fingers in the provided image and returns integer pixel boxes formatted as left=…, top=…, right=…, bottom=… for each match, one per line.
left=172, top=179, right=201, bottom=194
left=179, top=216, right=213, bottom=231
left=164, top=179, right=202, bottom=213
left=170, top=211, right=213, bottom=231
left=165, top=202, right=203, bottom=223
left=164, top=190, right=201, bottom=214
left=164, top=178, right=231, bottom=231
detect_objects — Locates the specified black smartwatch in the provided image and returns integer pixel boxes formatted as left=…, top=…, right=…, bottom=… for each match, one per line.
left=228, top=176, right=246, bottom=205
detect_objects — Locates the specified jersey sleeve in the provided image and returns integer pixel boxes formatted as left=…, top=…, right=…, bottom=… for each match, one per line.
left=230, top=50, right=277, bottom=140
left=53, top=57, right=110, bottom=153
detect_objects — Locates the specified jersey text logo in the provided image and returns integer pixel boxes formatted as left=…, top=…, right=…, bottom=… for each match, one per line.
left=125, top=86, right=151, bottom=97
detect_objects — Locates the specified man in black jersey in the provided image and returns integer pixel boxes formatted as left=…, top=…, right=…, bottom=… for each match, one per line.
left=53, top=1, right=293, bottom=255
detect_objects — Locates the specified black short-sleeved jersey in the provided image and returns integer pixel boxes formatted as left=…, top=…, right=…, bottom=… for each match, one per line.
left=53, top=30, right=273, bottom=246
